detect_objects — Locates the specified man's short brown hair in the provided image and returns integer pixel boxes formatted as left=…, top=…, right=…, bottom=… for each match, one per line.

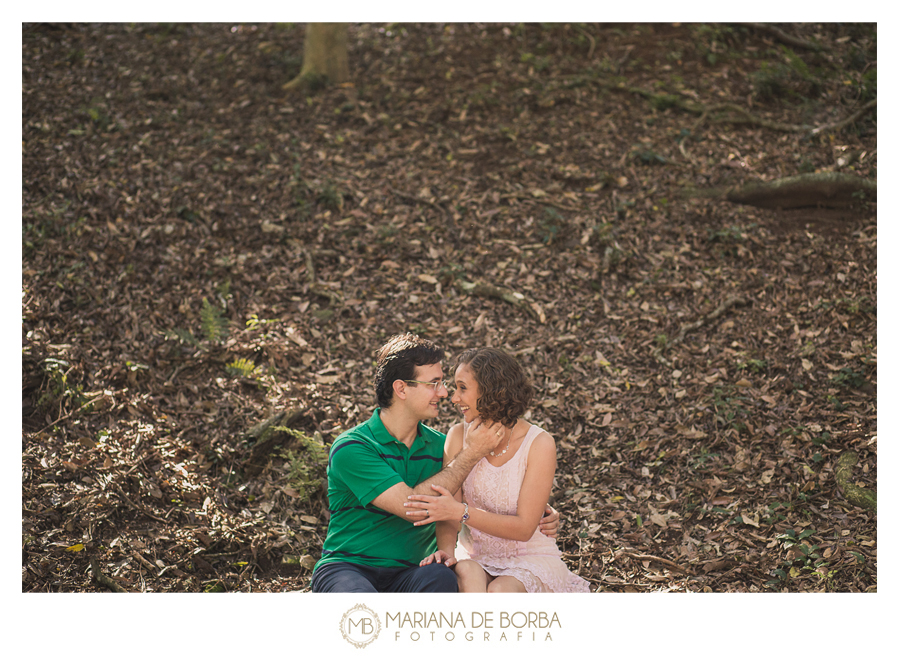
left=373, top=333, right=444, bottom=408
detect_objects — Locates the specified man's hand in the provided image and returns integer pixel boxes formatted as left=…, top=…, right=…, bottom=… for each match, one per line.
left=419, top=549, right=457, bottom=568
left=539, top=504, right=560, bottom=539
left=406, top=484, right=464, bottom=526
left=463, top=417, right=507, bottom=456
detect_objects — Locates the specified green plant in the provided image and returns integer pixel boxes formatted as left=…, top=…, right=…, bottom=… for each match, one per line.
left=812, top=430, right=831, bottom=446
left=215, top=280, right=232, bottom=300
left=691, top=24, right=743, bottom=66
left=82, top=98, right=113, bottom=131
left=763, top=501, right=789, bottom=525
left=826, top=395, right=847, bottom=411
left=751, top=47, right=821, bottom=101
left=650, top=93, right=680, bottom=111
left=201, top=297, right=229, bottom=342
left=766, top=527, right=825, bottom=588
left=277, top=427, right=329, bottom=502
left=164, top=327, right=200, bottom=347
left=36, top=358, right=94, bottom=418
left=831, top=367, right=865, bottom=389
left=688, top=446, right=720, bottom=471
left=632, top=147, right=668, bottom=164
left=538, top=206, right=565, bottom=245
left=316, top=183, right=343, bottom=212
left=707, top=224, right=752, bottom=243
left=711, top=385, right=749, bottom=433
left=737, top=358, right=768, bottom=374
left=860, top=68, right=877, bottom=103
left=225, top=358, right=258, bottom=379
left=246, top=314, right=278, bottom=330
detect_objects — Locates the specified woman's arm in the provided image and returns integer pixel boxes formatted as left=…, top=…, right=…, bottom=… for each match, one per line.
left=408, top=431, right=558, bottom=543
left=419, top=426, right=465, bottom=566
left=437, top=426, right=465, bottom=553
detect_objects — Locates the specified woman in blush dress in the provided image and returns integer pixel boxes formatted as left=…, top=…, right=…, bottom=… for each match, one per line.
left=405, top=347, right=590, bottom=593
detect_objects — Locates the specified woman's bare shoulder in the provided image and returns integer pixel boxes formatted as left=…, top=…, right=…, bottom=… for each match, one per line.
left=527, top=425, right=556, bottom=453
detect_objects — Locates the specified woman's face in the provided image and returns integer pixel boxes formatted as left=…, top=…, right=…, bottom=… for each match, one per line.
left=450, top=363, right=481, bottom=423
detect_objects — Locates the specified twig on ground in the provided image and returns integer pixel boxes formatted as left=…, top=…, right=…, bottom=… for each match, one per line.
left=91, top=558, right=128, bottom=592
left=302, top=249, right=344, bottom=304
left=113, top=483, right=168, bottom=523
left=672, top=295, right=748, bottom=346
left=36, top=392, right=109, bottom=435
left=652, top=295, right=748, bottom=366
left=132, top=551, right=159, bottom=574
left=389, top=186, right=449, bottom=218
left=618, top=551, right=689, bottom=573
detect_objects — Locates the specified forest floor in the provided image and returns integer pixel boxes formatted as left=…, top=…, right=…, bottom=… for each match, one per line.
left=22, top=22, right=877, bottom=593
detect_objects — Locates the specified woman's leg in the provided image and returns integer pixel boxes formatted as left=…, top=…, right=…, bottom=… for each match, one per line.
left=486, top=575, right=527, bottom=593
left=454, top=559, right=489, bottom=593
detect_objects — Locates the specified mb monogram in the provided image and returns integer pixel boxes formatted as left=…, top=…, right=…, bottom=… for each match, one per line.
left=340, top=604, right=382, bottom=648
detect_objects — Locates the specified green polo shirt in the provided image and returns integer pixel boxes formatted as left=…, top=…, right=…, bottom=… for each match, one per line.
left=315, top=409, right=445, bottom=571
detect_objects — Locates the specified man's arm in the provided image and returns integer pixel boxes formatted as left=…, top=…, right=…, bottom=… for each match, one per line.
left=371, top=418, right=504, bottom=520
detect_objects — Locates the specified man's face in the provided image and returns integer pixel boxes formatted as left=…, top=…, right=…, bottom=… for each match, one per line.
left=405, top=362, right=448, bottom=420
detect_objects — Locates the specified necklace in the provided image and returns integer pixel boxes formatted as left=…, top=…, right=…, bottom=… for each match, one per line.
left=490, top=432, right=512, bottom=457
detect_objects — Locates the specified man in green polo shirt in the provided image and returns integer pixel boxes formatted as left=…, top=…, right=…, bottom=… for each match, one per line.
left=311, top=333, right=557, bottom=593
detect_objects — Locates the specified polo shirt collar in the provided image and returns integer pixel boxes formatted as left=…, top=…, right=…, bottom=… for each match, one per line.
left=368, top=408, right=435, bottom=446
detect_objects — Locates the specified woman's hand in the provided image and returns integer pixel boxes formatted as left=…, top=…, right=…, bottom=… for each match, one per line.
left=463, top=417, right=507, bottom=456
left=539, top=504, right=560, bottom=539
left=405, top=484, right=464, bottom=526
left=419, top=549, right=457, bottom=568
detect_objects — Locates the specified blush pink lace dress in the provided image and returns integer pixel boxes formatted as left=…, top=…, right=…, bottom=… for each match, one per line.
left=455, top=423, right=590, bottom=592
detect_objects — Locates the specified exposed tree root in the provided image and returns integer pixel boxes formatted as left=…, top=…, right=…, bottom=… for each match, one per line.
left=809, top=99, right=877, bottom=137
left=244, top=407, right=310, bottom=476
left=834, top=451, right=877, bottom=513
left=599, top=80, right=875, bottom=138
left=725, top=172, right=876, bottom=209
left=455, top=279, right=545, bottom=322
left=743, top=23, right=823, bottom=52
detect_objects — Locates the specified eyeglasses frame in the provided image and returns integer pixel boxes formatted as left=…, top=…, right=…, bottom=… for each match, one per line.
left=402, top=379, right=447, bottom=392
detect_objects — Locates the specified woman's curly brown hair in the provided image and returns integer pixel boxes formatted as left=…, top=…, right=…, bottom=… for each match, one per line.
left=455, top=347, right=534, bottom=427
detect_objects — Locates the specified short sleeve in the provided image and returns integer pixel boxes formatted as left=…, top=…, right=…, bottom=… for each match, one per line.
left=329, top=439, right=404, bottom=507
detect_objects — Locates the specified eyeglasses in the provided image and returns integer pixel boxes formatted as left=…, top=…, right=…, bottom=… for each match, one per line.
left=403, top=380, right=447, bottom=392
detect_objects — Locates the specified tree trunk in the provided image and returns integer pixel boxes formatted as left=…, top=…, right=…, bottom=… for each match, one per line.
left=283, top=23, right=349, bottom=91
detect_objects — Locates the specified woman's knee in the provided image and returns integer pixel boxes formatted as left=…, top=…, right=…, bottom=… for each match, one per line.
left=486, top=576, right=526, bottom=593
left=454, top=560, right=487, bottom=592
left=454, top=560, right=481, bottom=577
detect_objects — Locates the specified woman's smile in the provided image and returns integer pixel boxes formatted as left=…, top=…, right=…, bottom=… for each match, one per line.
left=450, top=364, right=480, bottom=421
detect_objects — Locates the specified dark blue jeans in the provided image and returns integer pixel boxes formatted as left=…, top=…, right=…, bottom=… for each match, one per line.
left=311, top=561, right=458, bottom=593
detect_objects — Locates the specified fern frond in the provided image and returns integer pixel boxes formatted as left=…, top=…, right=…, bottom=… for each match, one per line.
left=274, top=426, right=328, bottom=502
left=164, top=328, right=200, bottom=346
left=226, top=358, right=258, bottom=379
left=201, top=297, right=228, bottom=342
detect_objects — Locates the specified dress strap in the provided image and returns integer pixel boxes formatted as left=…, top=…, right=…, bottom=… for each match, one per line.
left=516, top=424, right=545, bottom=467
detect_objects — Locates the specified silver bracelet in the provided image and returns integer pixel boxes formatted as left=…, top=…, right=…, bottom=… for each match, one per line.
left=460, top=502, right=469, bottom=524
